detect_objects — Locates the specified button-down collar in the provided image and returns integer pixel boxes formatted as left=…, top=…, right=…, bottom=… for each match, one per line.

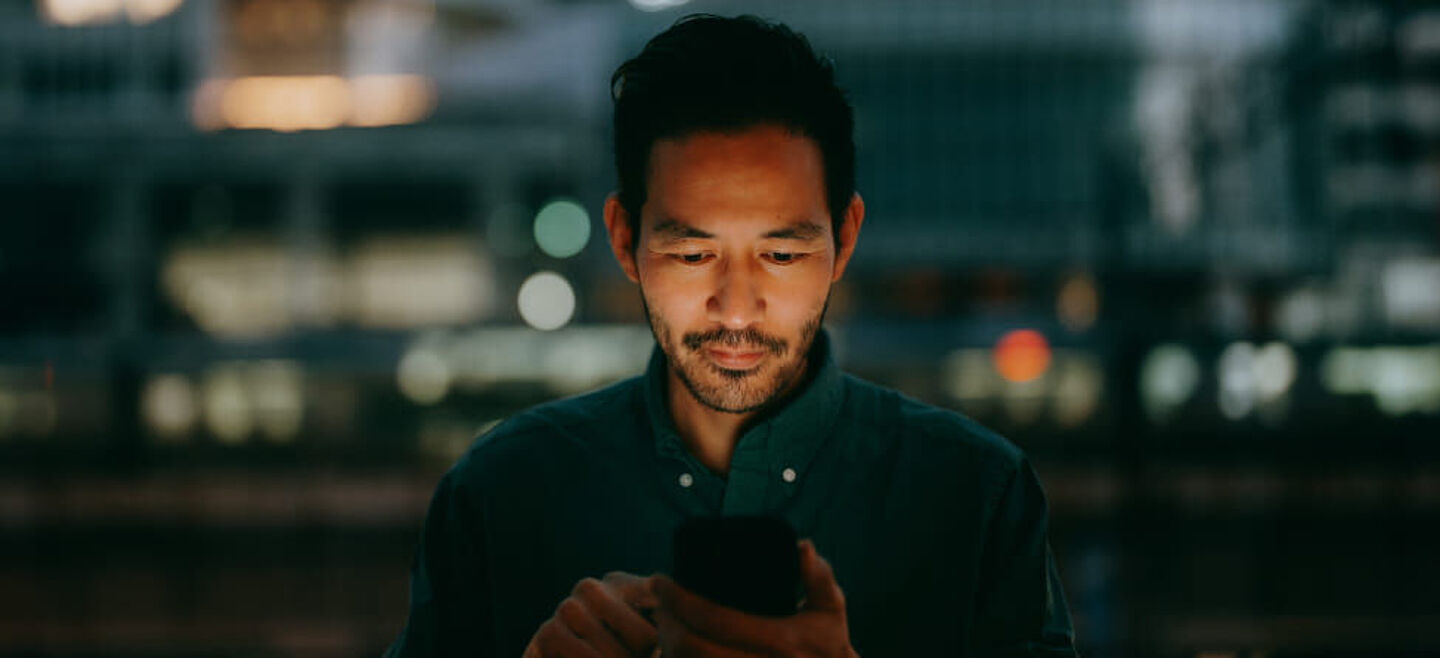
left=642, top=329, right=846, bottom=514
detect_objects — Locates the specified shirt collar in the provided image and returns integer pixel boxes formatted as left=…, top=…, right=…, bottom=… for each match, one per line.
left=642, top=328, right=845, bottom=479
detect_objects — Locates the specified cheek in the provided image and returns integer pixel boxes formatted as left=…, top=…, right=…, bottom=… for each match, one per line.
left=755, top=262, right=832, bottom=326
left=638, top=265, right=709, bottom=320
left=769, top=277, right=830, bottom=323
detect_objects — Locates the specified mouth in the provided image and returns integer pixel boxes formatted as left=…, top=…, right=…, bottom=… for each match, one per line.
left=705, top=348, right=766, bottom=370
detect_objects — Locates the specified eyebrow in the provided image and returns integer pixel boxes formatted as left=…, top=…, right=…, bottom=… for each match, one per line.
left=651, top=218, right=713, bottom=240
left=762, top=221, right=825, bottom=241
left=650, top=218, right=825, bottom=241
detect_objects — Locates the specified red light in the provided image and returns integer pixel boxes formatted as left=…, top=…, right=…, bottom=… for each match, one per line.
left=993, top=329, right=1051, bottom=383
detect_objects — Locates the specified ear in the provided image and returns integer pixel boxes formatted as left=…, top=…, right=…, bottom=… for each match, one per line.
left=831, top=192, right=864, bottom=282
left=603, top=193, right=641, bottom=283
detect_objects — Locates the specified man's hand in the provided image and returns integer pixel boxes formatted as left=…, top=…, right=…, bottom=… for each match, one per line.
left=525, top=571, right=660, bottom=658
left=653, top=539, right=858, bottom=658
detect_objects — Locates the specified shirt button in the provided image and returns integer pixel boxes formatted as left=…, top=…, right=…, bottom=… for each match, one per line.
left=781, top=467, right=797, bottom=483
left=678, top=473, right=694, bottom=488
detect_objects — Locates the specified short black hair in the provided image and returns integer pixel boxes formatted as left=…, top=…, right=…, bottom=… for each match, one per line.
left=610, top=14, right=855, bottom=245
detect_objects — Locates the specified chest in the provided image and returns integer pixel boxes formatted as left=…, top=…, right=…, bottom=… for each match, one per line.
left=529, top=442, right=995, bottom=653
left=791, top=451, right=993, bottom=653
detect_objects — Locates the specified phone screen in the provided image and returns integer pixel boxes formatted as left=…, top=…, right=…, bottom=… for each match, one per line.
left=671, top=515, right=801, bottom=616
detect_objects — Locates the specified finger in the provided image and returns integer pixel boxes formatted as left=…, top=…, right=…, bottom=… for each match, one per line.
left=535, top=616, right=605, bottom=658
left=798, top=540, right=846, bottom=613
left=604, top=571, right=660, bottom=612
left=558, top=590, right=633, bottom=656
left=653, top=575, right=794, bottom=654
left=654, top=606, right=760, bottom=658
left=576, top=575, right=658, bottom=653
left=599, top=570, right=659, bottom=622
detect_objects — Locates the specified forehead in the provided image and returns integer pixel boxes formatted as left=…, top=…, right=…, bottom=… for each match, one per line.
left=643, top=125, right=828, bottom=234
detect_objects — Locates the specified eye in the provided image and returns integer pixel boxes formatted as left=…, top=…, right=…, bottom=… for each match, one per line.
left=767, top=252, right=802, bottom=264
left=675, top=253, right=711, bottom=265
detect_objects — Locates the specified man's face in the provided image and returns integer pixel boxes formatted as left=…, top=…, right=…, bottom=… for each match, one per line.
left=607, top=124, right=860, bottom=414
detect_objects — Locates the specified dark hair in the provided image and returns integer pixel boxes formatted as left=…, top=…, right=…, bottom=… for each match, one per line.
left=610, top=14, right=855, bottom=245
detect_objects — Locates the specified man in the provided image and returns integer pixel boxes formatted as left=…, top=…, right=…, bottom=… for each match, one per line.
left=387, top=14, right=1077, bottom=657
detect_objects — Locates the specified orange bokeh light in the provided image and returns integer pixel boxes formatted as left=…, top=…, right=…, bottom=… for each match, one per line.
left=993, top=329, right=1051, bottom=383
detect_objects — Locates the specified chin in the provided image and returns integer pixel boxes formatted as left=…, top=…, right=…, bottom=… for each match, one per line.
left=676, top=350, right=805, bottom=414
left=639, top=293, right=829, bottom=414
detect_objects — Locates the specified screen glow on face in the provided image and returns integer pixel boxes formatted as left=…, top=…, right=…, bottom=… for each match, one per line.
left=635, top=125, right=837, bottom=413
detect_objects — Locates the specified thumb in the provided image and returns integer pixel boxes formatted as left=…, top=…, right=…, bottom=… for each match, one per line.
left=602, top=571, right=659, bottom=612
left=798, top=539, right=845, bottom=612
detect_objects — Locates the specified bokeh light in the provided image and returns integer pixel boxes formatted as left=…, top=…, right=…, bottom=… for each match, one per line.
left=219, top=76, right=350, bottom=132
left=1053, top=354, right=1104, bottom=428
left=1322, top=345, right=1440, bottom=416
left=142, top=374, right=198, bottom=442
left=1276, top=285, right=1327, bottom=342
left=7, top=392, right=59, bottom=439
left=124, top=0, right=183, bottom=24
left=349, top=74, right=438, bottom=128
left=943, top=348, right=996, bottom=404
left=1140, top=343, right=1201, bottom=423
left=40, top=0, right=120, bottom=26
left=202, top=365, right=253, bottom=445
left=993, top=329, right=1052, bottom=383
left=517, top=271, right=577, bottom=331
left=1214, top=342, right=1300, bottom=421
left=1253, top=342, right=1298, bottom=401
left=251, top=361, right=305, bottom=443
left=1057, top=273, right=1100, bottom=332
left=532, top=199, right=592, bottom=259
left=397, top=347, right=451, bottom=406
left=1217, top=342, right=1259, bottom=420
left=346, top=234, right=495, bottom=329
left=192, top=74, right=437, bottom=133
left=629, top=0, right=691, bottom=11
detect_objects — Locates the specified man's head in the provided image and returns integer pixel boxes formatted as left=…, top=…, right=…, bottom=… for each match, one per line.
left=609, top=14, right=856, bottom=246
left=603, top=15, right=864, bottom=415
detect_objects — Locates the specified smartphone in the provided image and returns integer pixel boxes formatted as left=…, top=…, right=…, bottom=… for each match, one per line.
left=671, top=515, right=801, bottom=616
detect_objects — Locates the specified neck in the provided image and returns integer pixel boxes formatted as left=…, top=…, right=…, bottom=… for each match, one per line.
left=666, top=357, right=810, bottom=479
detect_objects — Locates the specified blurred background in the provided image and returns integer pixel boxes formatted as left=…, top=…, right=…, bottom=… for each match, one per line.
left=2, top=0, right=1439, bottom=655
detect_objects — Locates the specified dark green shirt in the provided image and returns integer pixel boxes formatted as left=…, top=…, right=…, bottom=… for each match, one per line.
left=387, top=330, right=1077, bottom=656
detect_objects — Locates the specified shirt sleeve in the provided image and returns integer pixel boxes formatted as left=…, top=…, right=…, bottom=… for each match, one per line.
left=968, top=456, right=1079, bottom=657
left=385, top=468, right=497, bottom=657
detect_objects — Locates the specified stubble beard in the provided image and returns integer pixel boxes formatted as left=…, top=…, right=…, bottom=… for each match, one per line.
left=641, top=291, right=828, bottom=414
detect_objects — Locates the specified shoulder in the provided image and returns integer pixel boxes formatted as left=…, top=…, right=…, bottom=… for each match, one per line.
left=447, top=375, right=646, bottom=486
left=841, top=372, right=1025, bottom=481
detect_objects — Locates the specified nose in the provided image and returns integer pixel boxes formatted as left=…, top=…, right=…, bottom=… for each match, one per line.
left=706, top=257, right=765, bottom=330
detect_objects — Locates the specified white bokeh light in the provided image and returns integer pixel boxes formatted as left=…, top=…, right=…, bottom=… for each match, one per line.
left=1217, top=342, right=1258, bottom=420
left=143, top=374, right=198, bottom=442
left=42, top=0, right=121, bottom=25
left=1140, top=343, right=1201, bottom=423
left=397, top=347, right=451, bottom=406
left=629, top=0, right=690, bottom=11
left=203, top=365, right=252, bottom=445
left=1253, top=342, right=1298, bottom=401
left=517, top=271, right=576, bottom=331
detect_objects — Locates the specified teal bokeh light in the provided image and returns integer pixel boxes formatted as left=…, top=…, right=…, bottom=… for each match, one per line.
left=532, top=199, right=591, bottom=259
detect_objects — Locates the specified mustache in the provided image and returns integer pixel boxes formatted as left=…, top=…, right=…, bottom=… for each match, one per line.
left=681, top=327, right=788, bottom=355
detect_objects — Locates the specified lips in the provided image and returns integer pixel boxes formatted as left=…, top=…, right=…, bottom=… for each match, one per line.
left=706, top=348, right=766, bottom=370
